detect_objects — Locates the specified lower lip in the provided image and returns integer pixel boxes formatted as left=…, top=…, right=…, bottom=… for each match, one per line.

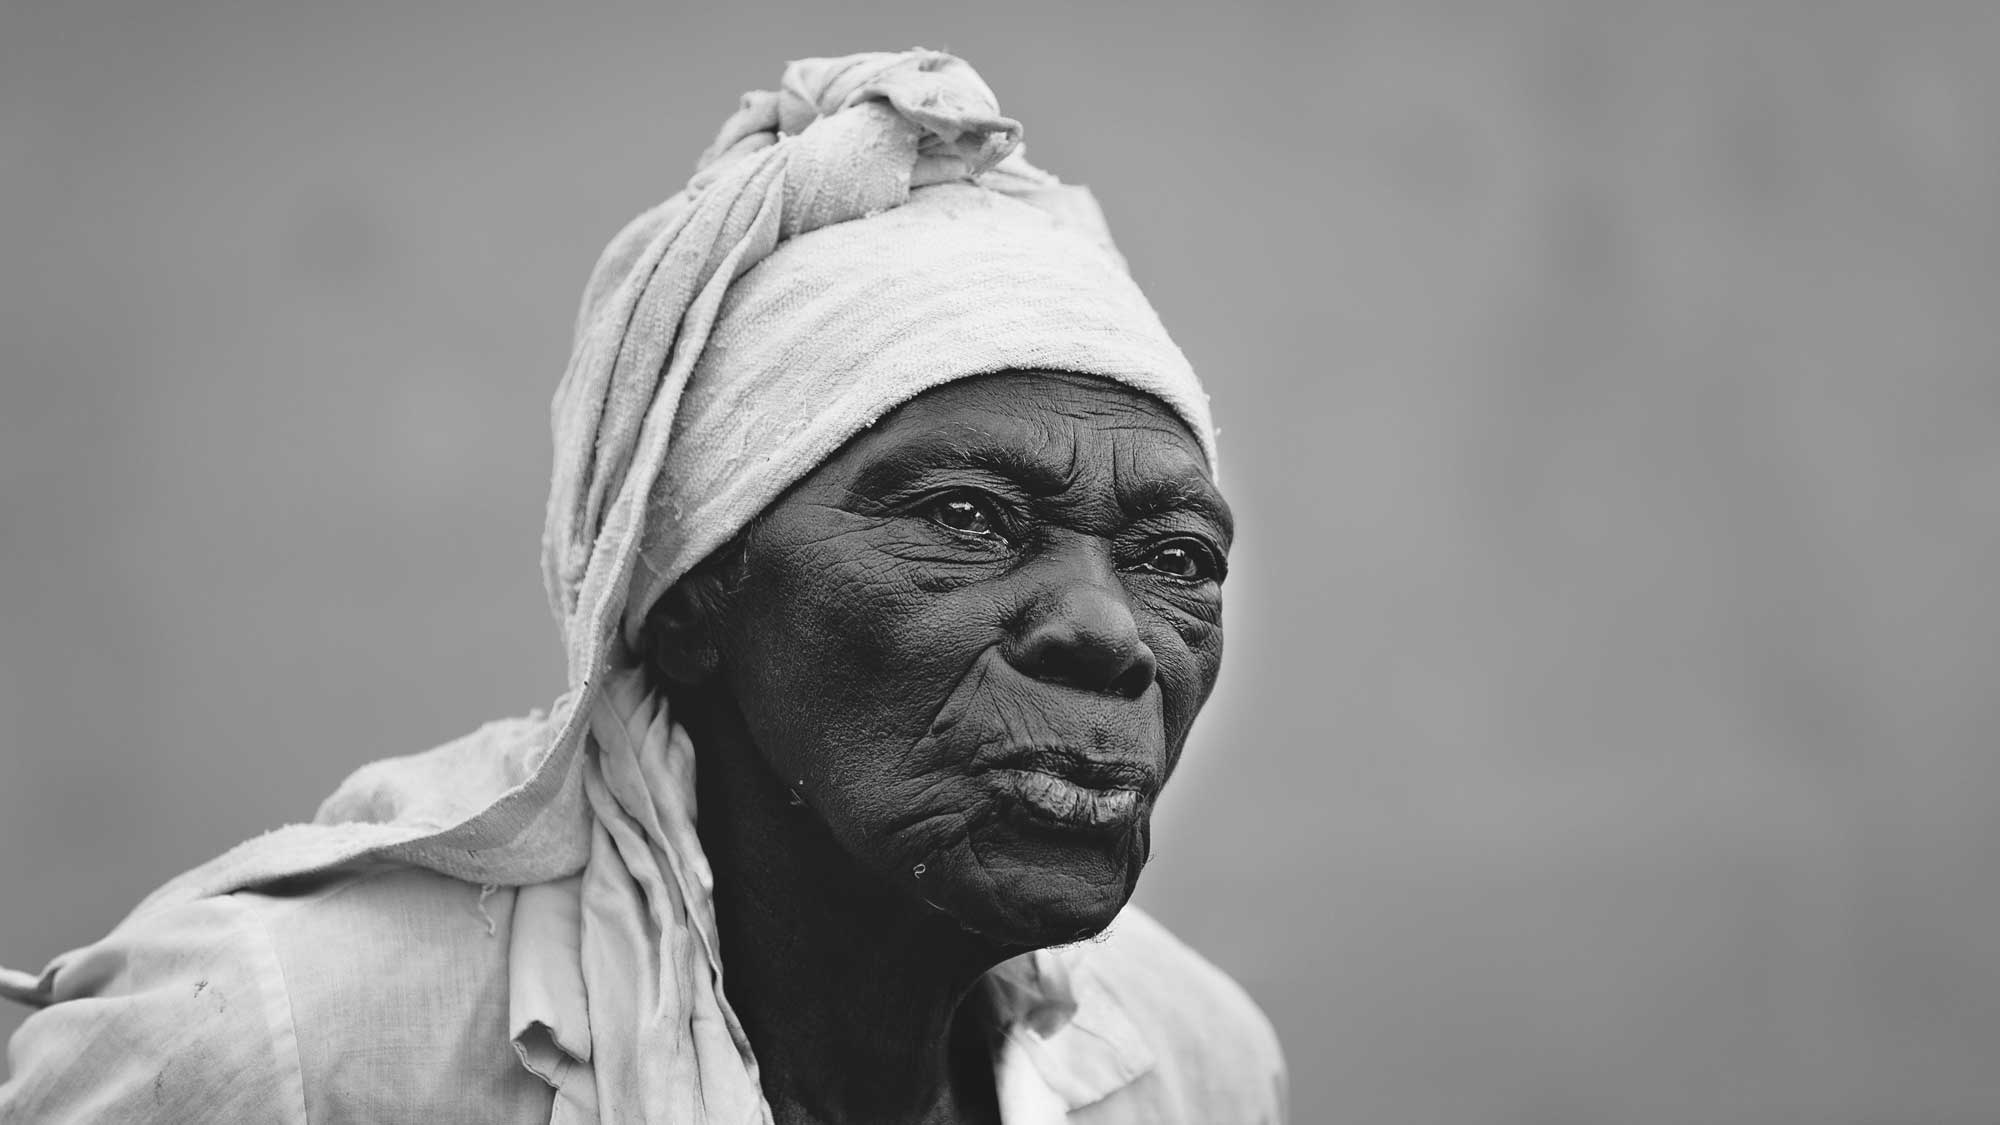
left=998, top=769, right=1144, bottom=830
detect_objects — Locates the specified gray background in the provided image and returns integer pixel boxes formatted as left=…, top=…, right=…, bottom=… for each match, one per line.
left=4, top=3, right=1998, bottom=1122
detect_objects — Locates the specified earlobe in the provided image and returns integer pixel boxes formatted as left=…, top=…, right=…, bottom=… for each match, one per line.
left=640, top=582, right=722, bottom=686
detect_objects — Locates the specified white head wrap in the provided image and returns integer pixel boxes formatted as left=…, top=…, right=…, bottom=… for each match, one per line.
left=541, top=50, right=1214, bottom=672
left=65, top=49, right=1215, bottom=1124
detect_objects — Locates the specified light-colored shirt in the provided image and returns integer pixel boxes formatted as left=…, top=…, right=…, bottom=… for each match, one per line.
left=1, top=864, right=1285, bottom=1123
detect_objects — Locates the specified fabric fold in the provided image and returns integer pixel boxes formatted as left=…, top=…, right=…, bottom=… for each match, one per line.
left=578, top=669, right=766, bottom=1123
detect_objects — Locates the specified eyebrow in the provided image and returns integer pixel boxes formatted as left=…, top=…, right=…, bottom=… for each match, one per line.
left=849, top=428, right=1067, bottom=500
left=849, top=427, right=1233, bottom=538
left=1122, top=472, right=1235, bottom=540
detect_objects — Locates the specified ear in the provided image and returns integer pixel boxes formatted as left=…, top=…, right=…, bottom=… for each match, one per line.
left=638, top=578, right=723, bottom=687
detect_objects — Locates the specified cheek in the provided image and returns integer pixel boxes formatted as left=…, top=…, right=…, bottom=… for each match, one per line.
left=1141, top=596, right=1225, bottom=758
left=715, top=516, right=1221, bottom=942
left=724, top=525, right=1009, bottom=812
left=845, top=651, right=1168, bottom=943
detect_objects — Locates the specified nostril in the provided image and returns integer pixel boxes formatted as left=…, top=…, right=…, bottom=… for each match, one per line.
left=1011, top=636, right=1154, bottom=697
left=1106, top=649, right=1157, bottom=700
left=1005, top=584, right=1157, bottom=698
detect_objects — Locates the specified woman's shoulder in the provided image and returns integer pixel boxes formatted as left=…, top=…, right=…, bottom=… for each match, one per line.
left=1072, top=905, right=1288, bottom=1121
left=1, top=865, right=553, bottom=1124
left=246, top=866, right=557, bottom=1121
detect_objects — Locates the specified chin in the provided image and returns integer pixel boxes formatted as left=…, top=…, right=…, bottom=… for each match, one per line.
left=932, top=822, right=1150, bottom=949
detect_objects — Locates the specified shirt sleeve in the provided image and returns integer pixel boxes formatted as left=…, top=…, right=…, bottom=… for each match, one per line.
left=0, top=894, right=308, bottom=1123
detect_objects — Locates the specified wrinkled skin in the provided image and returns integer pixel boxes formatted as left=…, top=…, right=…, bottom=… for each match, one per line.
left=657, top=370, right=1232, bottom=948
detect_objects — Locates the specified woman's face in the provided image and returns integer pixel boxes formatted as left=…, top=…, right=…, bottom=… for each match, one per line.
left=707, top=370, right=1231, bottom=948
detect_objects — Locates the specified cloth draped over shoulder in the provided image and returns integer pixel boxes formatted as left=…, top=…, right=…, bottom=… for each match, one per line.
left=0, top=49, right=1216, bottom=1125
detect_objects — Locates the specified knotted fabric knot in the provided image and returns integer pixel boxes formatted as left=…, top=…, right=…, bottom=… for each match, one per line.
left=694, top=49, right=1022, bottom=192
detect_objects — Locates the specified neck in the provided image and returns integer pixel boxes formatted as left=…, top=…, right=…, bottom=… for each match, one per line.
left=683, top=688, right=1009, bottom=1125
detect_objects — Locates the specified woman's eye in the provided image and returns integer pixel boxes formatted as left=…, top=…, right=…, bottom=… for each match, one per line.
left=926, top=495, right=1003, bottom=539
left=1141, top=541, right=1218, bottom=581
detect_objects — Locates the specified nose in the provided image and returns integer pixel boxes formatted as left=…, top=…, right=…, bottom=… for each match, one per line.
left=1004, top=551, right=1157, bottom=699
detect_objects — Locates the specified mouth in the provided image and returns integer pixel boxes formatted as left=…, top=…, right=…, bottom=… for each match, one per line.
left=986, top=747, right=1156, bottom=833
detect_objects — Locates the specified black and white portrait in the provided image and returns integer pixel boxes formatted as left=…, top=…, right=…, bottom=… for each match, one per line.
left=3, top=6, right=1996, bottom=1123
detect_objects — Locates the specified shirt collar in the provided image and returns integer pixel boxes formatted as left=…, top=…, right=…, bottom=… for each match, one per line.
left=988, top=945, right=1158, bottom=1113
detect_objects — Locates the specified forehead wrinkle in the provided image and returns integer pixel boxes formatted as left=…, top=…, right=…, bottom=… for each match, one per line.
left=862, top=414, right=1228, bottom=536
left=1100, top=407, right=1226, bottom=521
left=845, top=417, right=1078, bottom=501
left=1003, top=390, right=1203, bottom=505
left=1023, top=408, right=1090, bottom=496
left=1126, top=471, right=1232, bottom=534
left=835, top=375, right=1218, bottom=522
left=1114, top=449, right=1232, bottom=538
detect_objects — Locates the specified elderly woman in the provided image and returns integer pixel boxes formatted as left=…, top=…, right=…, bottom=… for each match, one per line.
left=0, top=50, right=1283, bottom=1124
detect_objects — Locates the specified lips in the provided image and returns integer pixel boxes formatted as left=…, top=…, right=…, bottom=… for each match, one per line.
left=922, top=649, right=1166, bottom=833
left=986, top=747, right=1157, bottom=832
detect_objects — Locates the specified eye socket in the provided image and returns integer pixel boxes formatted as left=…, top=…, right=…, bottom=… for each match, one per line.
left=1139, top=539, right=1221, bottom=582
left=923, top=492, right=1007, bottom=540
